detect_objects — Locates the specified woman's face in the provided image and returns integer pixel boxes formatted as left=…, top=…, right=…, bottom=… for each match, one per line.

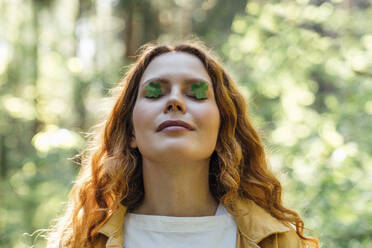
left=130, top=51, right=220, bottom=163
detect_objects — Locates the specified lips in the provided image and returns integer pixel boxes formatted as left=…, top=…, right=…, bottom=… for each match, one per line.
left=157, top=120, right=195, bottom=132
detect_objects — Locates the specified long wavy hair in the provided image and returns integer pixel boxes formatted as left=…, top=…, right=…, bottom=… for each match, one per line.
left=45, top=40, right=319, bottom=247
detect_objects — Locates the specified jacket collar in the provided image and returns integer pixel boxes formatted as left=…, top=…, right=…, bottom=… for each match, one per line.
left=231, top=198, right=290, bottom=243
left=97, top=198, right=289, bottom=245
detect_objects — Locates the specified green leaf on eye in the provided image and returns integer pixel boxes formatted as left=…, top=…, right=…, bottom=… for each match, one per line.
left=145, top=82, right=162, bottom=98
left=190, top=81, right=208, bottom=99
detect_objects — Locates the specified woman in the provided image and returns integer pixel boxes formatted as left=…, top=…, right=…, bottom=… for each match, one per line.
left=45, top=40, right=319, bottom=247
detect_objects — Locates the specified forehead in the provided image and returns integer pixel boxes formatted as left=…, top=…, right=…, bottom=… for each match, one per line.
left=140, top=51, right=211, bottom=84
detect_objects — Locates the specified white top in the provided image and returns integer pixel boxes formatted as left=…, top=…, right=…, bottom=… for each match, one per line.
left=123, top=203, right=237, bottom=248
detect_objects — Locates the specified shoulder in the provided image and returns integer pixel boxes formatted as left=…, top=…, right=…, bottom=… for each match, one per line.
left=258, top=226, right=304, bottom=248
left=231, top=198, right=305, bottom=247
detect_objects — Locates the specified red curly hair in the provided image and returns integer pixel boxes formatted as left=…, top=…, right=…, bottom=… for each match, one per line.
left=45, top=40, right=319, bottom=247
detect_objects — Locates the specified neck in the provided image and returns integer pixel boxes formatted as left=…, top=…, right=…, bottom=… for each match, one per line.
left=131, top=157, right=218, bottom=217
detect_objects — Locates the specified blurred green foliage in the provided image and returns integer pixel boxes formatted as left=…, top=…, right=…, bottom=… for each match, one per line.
left=0, top=0, right=371, bottom=247
left=224, top=1, right=372, bottom=247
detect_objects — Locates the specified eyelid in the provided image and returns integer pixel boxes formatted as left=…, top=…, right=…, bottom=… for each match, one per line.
left=191, top=96, right=207, bottom=100
left=144, top=93, right=207, bottom=101
left=143, top=81, right=209, bottom=100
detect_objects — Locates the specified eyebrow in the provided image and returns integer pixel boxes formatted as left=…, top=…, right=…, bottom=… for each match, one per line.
left=141, top=77, right=211, bottom=90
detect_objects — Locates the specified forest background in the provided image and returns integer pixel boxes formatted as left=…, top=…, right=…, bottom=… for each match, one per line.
left=0, top=0, right=371, bottom=247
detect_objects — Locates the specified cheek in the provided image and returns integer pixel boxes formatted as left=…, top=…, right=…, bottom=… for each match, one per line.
left=132, top=103, right=153, bottom=130
left=195, top=103, right=220, bottom=131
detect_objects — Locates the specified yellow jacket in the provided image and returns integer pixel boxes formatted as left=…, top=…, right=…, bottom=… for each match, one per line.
left=95, top=198, right=303, bottom=248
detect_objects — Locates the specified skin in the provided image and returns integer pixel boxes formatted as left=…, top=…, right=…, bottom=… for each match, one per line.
left=129, top=51, right=221, bottom=217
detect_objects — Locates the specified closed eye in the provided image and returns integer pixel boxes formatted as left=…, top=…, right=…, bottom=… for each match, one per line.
left=145, top=94, right=207, bottom=101
left=145, top=94, right=163, bottom=99
left=188, top=95, right=207, bottom=101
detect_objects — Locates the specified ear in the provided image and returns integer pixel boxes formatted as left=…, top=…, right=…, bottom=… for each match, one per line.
left=214, top=142, right=222, bottom=153
left=129, top=132, right=137, bottom=149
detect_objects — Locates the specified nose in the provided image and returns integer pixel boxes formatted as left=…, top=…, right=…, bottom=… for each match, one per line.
left=165, top=99, right=185, bottom=113
left=164, top=87, right=186, bottom=114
